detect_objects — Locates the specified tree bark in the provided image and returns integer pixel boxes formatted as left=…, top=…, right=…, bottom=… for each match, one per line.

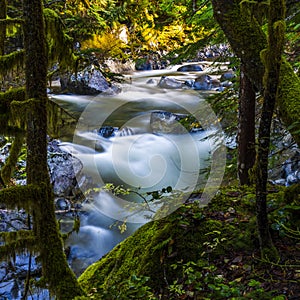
left=0, top=0, right=7, bottom=55
left=238, top=64, right=256, bottom=185
left=211, top=0, right=300, bottom=146
left=255, top=0, right=285, bottom=256
left=22, top=0, right=84, bottom=298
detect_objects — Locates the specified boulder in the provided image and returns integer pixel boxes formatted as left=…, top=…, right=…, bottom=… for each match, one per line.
left=158, top=76, right=184, bottom=89
left=220, top=69, right=236, bottom=81
left=150, top=111, right=203, bottom=134
left=194, top=74, right=212, bottom=90
left=61, top=65, right=120, bottom=95
left=177, top=64, right=203, bottom=72
left=47, top=139, right=84, bottom=197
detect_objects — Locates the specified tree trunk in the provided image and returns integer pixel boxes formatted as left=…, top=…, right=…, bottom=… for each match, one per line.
left=255, top=0, right=285, bottom=257
left=238, top=64, right=256, bottom=185
left=211, top=0, right=300, bottom=146
left=0, top=0, right=6, bottom=55
left=22, top=0, right=84, bottom=298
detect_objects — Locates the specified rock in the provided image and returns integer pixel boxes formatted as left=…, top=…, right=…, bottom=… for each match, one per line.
left=0, top=143, right=11, bottom=165
left=177, top=64, right=203, bottom=72
left=104, top=59, right=135, bottom=74
left=98, top=126, right=116, bottom=138
left=194, top=74, right=212, bottom=90
left=151, top=111, right=187, bottom=134
left=220, top=69, right=236, bottom=81
left=47, top=140, right=84, bottom=197
left=135, top=58, right=153, bottom=71
left=146, top=78, right=157, bottom=85
left=158, top=76, right=184, bottom=89
left=150, top=111, right=203, bottom=134
left=61, top=65, right=119, bottom=95
left=184, top=79, right=195, bottom=88
left=135, top=54, right=168, bottom=71
left=55, top=198, right=71, bottom=211
left=116, top=127, right=134, bottom=136
left=221, top=80, right=233, bottom=88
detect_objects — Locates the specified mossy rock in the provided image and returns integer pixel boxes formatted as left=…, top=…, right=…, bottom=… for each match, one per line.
left=77, top=186, right=260, bottom=298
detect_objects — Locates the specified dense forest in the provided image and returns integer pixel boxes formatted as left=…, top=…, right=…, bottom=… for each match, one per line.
left=0, top=0, right=300, bottom=299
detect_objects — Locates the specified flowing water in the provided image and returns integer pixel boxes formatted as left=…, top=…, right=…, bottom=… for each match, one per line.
left=50, top=64, right=227, bottom=275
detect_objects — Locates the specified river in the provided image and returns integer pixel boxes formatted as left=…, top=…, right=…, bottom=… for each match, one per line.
left=49, top=63, right=227, bottom=275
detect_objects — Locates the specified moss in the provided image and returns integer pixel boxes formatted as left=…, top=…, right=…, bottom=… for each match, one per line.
left=1, top=132, right=24, bottom=185
left=33, top=184, right=84, bottom=299
left=78, top=186, right=264, bottom=297
left=284, top=183, right=300, bottom=204
left=0, top=184, right=44, bottom=212
left=277, top=60, right=300, bottom=146
left=0, top=230, right=37, bottom=259
left=0, top=50, right=25, bottom=76
left=43, top=8, right=75, bottom=70
left=0, top=87, right=26, bottom=112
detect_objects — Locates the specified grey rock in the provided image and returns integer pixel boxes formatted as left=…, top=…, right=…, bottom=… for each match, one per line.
left=158, top=76, right=184, bottom=89
left=194, top=74, right=212, bottom=90
left=177, top=64, right=203, bottom=72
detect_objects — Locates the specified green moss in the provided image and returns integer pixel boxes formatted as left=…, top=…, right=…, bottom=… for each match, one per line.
left=0, top=184, right=44, bottom=212
left=284, top=183, right=300, bottom=204
left=0, top=87, right=26, bottom=111
left=0, top=50, right=25, bottom=76
left=0, top=230, right=37, bottom=259
left=78, top=186, right=262, bottom=297
left=43, top=8, right=75, bottom=70
left=1, top=132, right=24, bottom=185
left=277, top=60, right=300, bottom=146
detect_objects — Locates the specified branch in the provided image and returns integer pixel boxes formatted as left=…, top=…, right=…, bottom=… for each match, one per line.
left=0, top=18, right=24, bottom=25
left=0, top=230, right=37, bottom=259
left=0, top=184, right=45, bottom=211
left=0, top=50, right=25, bottom=76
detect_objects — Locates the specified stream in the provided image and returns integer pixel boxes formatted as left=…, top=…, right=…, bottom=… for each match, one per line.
left=0, top=63, right=227, bottom=299
left=51, top=63, right=227, bottom=275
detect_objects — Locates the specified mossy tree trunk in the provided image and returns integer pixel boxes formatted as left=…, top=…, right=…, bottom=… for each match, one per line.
left=211, top=0, right=300, bottom=147
left=211, top=0, right=288, bottom=257
left=0, top=0, right=7, bottom=55
left=255, top=0, right=285, bottom=257
left=22, top=0, right=84, bottom=298
left=0, top=132, right=24, bottom=185
left=238, top=63, right=256, bottom=185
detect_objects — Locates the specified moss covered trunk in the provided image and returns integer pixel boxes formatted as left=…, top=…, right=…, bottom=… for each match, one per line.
left=256, top=0, right=286, bottom=256
left=211, top=0, right=300, bottom=146
left=0, top=0, right=7, bottom=56
left=22, top=0, right=83, bottom=298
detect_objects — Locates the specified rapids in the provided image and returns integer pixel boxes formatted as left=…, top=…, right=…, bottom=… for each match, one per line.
left=50, top=65, right=227, bottom=274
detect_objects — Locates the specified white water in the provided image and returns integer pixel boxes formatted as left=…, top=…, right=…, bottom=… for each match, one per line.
left=50, top=66, right=226, bottom=274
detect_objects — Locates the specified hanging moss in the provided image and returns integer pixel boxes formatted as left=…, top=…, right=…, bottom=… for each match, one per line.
left=0, top=87, right=26, bottom=111
left=43, top=8, right=76, bottom=70
left=1, top=132, right=24, bottom=185
left=0, top=18, right=24, bottom=25
left=0, top=184, right=44, bottom=212
left=0, top=230, right=37, bottom=259
left=0, top=50, right=25, bottom=76
left=46, top=98, right=77, bottom=138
